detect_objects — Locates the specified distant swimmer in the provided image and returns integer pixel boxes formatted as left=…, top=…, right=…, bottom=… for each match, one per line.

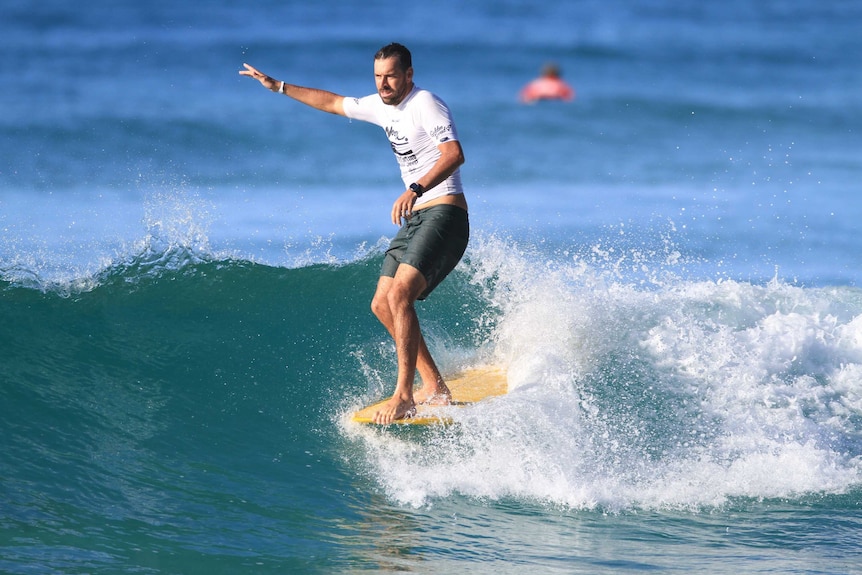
left=519, top=63, right=575, bottom=104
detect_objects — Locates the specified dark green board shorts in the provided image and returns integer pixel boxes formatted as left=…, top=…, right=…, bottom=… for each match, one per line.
left=381, top=204, right=469, bottom=300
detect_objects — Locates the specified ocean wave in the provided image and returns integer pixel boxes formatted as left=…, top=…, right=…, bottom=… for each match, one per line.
left=345, top=235, right=862, bottom=510
left=4, top=229, right=861, bottom=513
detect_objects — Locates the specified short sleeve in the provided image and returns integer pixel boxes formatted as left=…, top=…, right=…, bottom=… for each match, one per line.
left=342, top=94, right=382, bottom=125
left=418, top=92, right=459, bottom=145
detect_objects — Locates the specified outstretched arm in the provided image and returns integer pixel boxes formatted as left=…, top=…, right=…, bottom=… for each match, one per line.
left=239, top=63, right=346, bottom=116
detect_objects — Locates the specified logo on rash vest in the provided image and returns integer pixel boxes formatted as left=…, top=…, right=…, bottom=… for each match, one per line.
left=390, top=142, right=418, bottom=167
left=386, top=126, right=417, bottom=167
left=430, top=124, right=454, bottom=142
left=385, top=125, right=406, bottom=142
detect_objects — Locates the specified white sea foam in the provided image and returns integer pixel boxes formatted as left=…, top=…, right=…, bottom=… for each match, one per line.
left=353, top=234, right=862, bottom=509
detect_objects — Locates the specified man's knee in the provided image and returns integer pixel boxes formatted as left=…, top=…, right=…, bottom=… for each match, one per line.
left=389, top=265, right=427, bottom=305
left=386, top=279, right=417, bottom=311
left=371, top=291, right=388, bottom=319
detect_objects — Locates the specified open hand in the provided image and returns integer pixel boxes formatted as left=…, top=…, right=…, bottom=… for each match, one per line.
left=239, top=63, right=277, bottom=91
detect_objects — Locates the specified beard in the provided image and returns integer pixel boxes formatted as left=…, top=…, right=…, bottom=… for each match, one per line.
left=378, top=85, right=408, bottom=106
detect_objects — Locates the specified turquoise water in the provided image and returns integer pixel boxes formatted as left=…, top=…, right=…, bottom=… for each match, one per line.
left=3, top=250, right=862, bottom=573
left=2, top=0, right=861, bottom=572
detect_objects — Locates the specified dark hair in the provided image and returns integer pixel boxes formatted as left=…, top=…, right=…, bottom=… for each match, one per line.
left=374, top=43, right=412, bottom=72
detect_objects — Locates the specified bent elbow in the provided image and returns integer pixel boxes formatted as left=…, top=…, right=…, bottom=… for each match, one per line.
left=455, top=150, right=466, bottom=168
left=439, top=140, right=465, bottom=171
left=452, top=143, right=466, bottom=167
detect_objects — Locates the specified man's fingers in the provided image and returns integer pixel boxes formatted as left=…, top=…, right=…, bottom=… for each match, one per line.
left=390, top=190, right=418, bottom=225
left=239, top=63, right=265, bottom=82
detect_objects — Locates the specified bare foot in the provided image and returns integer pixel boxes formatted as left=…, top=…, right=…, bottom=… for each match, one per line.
left=372, top=396, right=416, bottom=424
left=413, top=381, right=452, bottom=405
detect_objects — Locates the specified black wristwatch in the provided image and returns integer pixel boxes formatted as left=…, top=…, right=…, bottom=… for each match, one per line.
left=409, top=183, right=425, bottom=197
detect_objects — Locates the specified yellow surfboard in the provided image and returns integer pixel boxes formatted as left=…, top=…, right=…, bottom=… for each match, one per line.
left=351, top=366, right=508, bottom=426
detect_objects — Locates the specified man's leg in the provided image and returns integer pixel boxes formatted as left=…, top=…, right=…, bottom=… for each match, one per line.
left=370, top=265, right=450, bottom=424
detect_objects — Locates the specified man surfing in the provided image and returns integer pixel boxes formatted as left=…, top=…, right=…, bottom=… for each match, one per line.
left=240, top=43, right=469, bottom=424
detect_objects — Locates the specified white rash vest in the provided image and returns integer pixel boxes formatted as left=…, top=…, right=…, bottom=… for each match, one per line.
left=342, top=86, right=463, bottom=207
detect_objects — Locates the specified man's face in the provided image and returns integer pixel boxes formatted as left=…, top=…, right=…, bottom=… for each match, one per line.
left=374, top=56, right=413, bottom=106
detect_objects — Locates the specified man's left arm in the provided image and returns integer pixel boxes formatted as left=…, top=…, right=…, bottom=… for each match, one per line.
left=414, top=140, right=465, bottom=193
left=390, top=141, right=465, bottom=225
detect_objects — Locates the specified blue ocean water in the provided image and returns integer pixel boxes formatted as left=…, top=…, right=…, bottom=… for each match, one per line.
left=2, top=0, right=862, bottom=573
